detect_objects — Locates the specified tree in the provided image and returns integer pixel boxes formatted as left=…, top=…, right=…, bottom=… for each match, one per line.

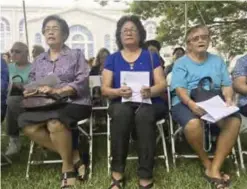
left=128, top=1, right=247, bottom=55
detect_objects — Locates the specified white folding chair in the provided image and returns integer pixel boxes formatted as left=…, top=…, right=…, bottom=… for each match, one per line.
left=167, top=86, right=240, bottom=176
left=237, top=114, right=247, bottom=171
left=1, top=154, right=12, bottom=166
left=25, top=118, right=90, bottom=179
left=107, top=117, right=170, bottom=175
left=89, top=75, right=109, bottom=136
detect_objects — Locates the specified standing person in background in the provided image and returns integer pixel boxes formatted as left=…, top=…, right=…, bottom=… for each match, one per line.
left=90, top=48, right=110, bottom=75
left=2, top=52, right=11, bottom=64
left=32, top=45, right=45, bottom=60
left=5, top=42, right=32, bottom=156
left=144, top=39, right=165, bottom=69
left=164, top=47, right=185, bottom=77
left=1, top=58, right=9, bottom=122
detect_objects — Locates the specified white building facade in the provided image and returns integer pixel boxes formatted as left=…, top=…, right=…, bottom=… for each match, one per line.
left=0, top=1, right=158, bottom=59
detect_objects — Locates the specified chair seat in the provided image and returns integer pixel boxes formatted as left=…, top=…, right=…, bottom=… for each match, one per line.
left=157, top=119, right=165, bottom=125
left=77, top=118, right=90, bottom=125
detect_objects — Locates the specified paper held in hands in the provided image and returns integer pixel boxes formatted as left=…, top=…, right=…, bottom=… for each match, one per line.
left=196, top=95, right=239, bottom=123
left=120, top=71, right=152, bottom=104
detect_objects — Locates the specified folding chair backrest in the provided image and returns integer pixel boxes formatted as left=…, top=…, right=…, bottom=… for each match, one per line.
left=89, top=75, right=102, bottom=95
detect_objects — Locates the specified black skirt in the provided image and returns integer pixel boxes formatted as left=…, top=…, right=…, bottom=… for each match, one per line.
left=18, top=103, right=92, bottom=129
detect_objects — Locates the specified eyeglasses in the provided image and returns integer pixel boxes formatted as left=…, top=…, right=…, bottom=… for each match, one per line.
left=44, top=28, right=60, bottom=34
left=10, top=49, right=21, bottom=54
left=188, top=34, right=209, bottom=42
left=121, top=28, right=138, bottom=35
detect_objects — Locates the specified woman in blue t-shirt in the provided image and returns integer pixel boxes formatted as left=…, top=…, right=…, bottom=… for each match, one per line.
left=171, top=25, right=240, bottom=189
left=102, top=15, right=167, bottom=189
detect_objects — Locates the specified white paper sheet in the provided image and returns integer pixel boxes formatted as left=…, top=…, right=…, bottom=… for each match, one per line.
left=120, top=71, right=152, bottom=104
left=196, top=95, right=239, bottom=123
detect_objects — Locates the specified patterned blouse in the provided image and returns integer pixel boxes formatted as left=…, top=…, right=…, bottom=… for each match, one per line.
left=29, top=45, right=91, bottom=106
left=232, top=54, right=247, bottom=107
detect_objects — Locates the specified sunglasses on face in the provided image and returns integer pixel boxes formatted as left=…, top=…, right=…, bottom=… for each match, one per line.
left=10, top=49, right=22, bottom=54
left=188, top=34, right=209, bottom=43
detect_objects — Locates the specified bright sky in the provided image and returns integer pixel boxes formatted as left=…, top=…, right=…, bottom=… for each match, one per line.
left=0, top=0, right=130, bottom=8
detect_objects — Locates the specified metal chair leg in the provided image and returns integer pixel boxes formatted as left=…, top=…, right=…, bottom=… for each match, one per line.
left=88, top=113, right=93, bottom=179
left=157, top=123, right=169, bottom=172
left=237, top=135, right=246, bottom=171
left=26, top=141, right=34, bottom=179
left=107, top=115, right=111, bottom=175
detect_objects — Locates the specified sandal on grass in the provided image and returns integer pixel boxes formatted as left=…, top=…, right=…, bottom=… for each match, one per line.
left=74, top=159, right=89, bottom=181
left=108, top=176, right=125, bottom=189
left=139, top=182, right=154, bottom=189
left=60, top=171, right=76, bottom=189
left=221, top=172, right=231, bottom=186
left=204, top=174, right=228, bottom=189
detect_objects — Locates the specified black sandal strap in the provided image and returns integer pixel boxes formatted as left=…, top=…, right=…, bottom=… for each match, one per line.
left=204, top=175, right=227, bottom=189
left=74, top=159, right=84, bottom=169
left=139, top=182, right=154, bottom=189
left=61, top=171, right=76, bottom=180
left=108, top=177, right=124, bottom=189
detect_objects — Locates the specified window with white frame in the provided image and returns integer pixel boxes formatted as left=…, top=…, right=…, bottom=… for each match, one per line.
left=0, top=17, right=11, bottom=52
left=19, top=19, right=25, bottom=42
left=144, top=21, right=157, bottom=40
left=34, top=33, right=42, bottom=45
left=67, top=25, right=94, bottom=59
left=104, top=34, right=111, bottom=51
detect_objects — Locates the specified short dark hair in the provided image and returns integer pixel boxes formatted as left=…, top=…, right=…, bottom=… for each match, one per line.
left=172, top=47, right=185, bottom=55
left=144, top=40, right=161, bottom=51
left=115, top=15, right=146, bottom=50
left=186, top=24, right=209, bottom=43
left=42, top=15, right=70, bottom=42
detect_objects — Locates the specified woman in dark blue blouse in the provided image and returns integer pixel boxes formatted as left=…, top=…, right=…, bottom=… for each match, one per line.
left=102, top=15, right=167, bottom=189
left=1, top=58, right=9, bottom=122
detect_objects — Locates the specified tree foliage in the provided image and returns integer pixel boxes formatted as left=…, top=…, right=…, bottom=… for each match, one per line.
left=128, top=1, right=247, bottom=55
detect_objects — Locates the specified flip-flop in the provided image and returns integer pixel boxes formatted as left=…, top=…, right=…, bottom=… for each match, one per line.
left=204, top=174, right=228, bottom=189
left=221, top=172, right=231, bottom=186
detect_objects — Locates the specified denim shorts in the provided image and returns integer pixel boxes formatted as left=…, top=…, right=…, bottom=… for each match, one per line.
left=171, top=102, right=240, bottom=134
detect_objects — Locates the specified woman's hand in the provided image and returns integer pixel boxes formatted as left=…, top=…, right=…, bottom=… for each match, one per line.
left=118, top=86, right=132, bottom=99
left=140, top=86, right=151, bottom=99
left=188, top=100, right=206, bottom=117
left=38, top=86, right=55, bottom=94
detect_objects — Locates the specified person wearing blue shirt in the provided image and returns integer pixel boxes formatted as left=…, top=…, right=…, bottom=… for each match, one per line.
left=1, top=58, right=9, bottom=122
left=102, top=15, right=167, bottom=189
left=170, top=25, right=241, bottom=189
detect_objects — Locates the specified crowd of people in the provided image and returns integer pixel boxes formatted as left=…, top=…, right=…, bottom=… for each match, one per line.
left=1, top=14, right=246, bottom=189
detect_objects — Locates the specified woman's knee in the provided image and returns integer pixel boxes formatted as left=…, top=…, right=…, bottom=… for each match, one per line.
left=23, top=124, right=42, bottom=136
left=184, top=119, right=202, bottom=132
left=135, top=105, right=155, bottom=124
left=109, top=103, right=132, bottom=120
left=47, top=119, right=66, bottom=133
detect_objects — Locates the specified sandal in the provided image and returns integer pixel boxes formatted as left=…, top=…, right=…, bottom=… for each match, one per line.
left=60, top=171, right=76, bottom=189
left=204, top=174, right=228, bottom=189
left=74, top=159, right=89, bottom=181
left=108, top=176, right=125, bottom=189
left=139, top=182, right=154, bottom=189
left=221, top=172, right=231, bottom=186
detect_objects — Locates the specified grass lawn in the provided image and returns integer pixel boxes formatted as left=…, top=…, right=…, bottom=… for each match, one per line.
left=1, top=125, right=247, bottom=189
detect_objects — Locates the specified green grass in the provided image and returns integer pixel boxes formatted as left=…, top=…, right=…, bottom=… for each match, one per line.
left=1, top=127, right=247, bottom=189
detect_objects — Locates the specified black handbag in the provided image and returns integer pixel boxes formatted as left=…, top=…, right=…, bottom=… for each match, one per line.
left=190, top=76, right=224, bottom=102
left=21, top=90, right=68, bottom=110
left=9, top=75, right=24, bottom=96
